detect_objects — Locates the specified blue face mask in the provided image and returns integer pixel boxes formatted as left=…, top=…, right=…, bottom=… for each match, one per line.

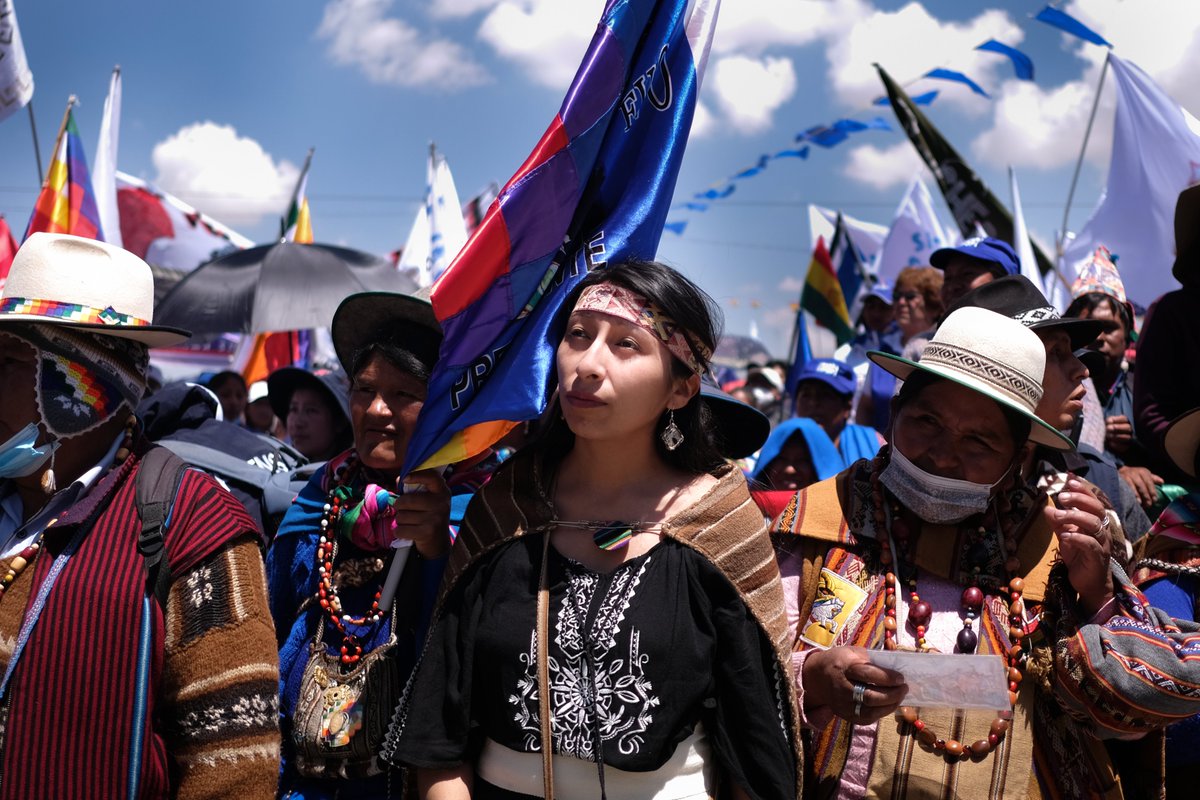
left=0, top=423, right=59, bottom=479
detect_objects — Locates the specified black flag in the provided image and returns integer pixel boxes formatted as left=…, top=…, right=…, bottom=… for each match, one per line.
left=876, top=63, right=1055, bottom=276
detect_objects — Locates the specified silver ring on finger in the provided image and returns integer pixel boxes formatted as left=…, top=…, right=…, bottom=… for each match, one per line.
left=1098, top=514, right=1111, bottom=534
left=852, top=681, right=868, bottom=715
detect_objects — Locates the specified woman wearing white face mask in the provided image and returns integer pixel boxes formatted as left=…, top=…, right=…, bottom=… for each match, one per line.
left=770, top=307, right=1153, bottom=799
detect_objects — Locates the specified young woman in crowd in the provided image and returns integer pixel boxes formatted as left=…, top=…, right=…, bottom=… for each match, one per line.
left=268, top=366, right=354, bottom=462
left=207, top=369, right=249, bottom=425
left=385, top=260, right=800, bottom=799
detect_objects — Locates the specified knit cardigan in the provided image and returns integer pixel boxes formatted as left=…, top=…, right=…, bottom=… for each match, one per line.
left=0, top=442, right=280, bottom=799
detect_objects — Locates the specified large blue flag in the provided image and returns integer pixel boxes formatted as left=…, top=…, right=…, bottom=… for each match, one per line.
left=404, top=0, right=720, bottom=472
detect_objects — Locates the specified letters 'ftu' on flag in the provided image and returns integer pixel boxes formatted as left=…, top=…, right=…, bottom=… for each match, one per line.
left=25, top=105, right=104, bottom=242
left=875, top=63, right=1056, bottom=278
left=1063, top=54, right=1200, bottom=305
left=405, top=0, right=721, bottom=474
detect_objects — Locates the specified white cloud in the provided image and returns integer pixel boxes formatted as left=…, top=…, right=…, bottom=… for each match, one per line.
left=711, top=0, right=865, bottom=55
left=151, top=122, right=299, bottom=227
left=477, top=0, right=604, bottom=90
left=428, top=0, right=501, bottom=18
left=971, top=73, right=1104, bottom=170
left=970, top=0, right=1200, bottom=171
left=824, top=2, right=1022, bottom=110
left=709, top=55, right=798, bottom=134
left=842, top=141, right=930, bottom=190
left=690, top=101, right=715, bottom=139
left=317, top=0, right=489, bottom=90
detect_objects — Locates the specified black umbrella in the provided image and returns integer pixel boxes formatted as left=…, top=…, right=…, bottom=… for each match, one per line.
left=711, top=334, right=773, bottom=370
left=155, top=242, right=419, bottom=335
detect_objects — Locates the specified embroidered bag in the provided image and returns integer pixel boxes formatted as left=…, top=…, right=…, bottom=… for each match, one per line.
left=291, top=595, right=403, bottom=780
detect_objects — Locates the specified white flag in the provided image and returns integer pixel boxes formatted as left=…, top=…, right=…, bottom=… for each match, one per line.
left=426, top=150, right=467, bottom=285
left=397, top=202, right=432, bottom=287
left=873, top=177, right=954, bottom=285
left=1009, top=167, right=1046, bottom=298
left=1063, top=53, right=1200, bottom=305
left=93, top=67, right=122, bottom=248
left=808, top=205, right=888, bottom=269
left=0, top=1, right=34, bottom=124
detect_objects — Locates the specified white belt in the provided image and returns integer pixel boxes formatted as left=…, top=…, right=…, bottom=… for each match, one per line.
left=477, top=727, right=715, bottom=800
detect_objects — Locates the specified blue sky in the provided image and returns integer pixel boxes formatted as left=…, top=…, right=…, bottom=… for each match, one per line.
left=1, top=0, right=1196, bottom=357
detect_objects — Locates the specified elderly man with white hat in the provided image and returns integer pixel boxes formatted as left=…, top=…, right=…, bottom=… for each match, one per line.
left=0, top=233, right=278, bottom=798
left=771, top=305, right=1163, bottom=798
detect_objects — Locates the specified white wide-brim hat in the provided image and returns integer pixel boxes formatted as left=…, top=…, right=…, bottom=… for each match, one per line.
left=867, top=306, right=1073, bottom=450
left=0, top=232, right=190, bottom=347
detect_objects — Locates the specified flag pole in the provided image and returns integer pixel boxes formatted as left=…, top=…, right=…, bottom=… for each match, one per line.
left=34, top=96, right=78, bottom=194
left=27, top=102, right=43, bottom=185
left=1058, top=53, right=1111, bottom=259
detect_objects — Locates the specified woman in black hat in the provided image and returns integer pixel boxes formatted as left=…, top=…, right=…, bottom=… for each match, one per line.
left=267, top=291, right=454, bottom=798
left=386, top=260, right=799, bottom=800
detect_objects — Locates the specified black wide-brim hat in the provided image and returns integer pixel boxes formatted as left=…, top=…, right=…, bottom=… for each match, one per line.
left=267, top=367, right=351, bottom=430
left=331, top=289, right=443, bottom=376
left=699, top=379, right=771, bottom=460
left=945, top=274, right=1109, bottom=350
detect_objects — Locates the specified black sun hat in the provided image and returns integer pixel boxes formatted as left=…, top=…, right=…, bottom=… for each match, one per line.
left=331, top=289, right=442, bottom=376
left=945, top=274, right=1109, bottom=350
left=699, top=378, right=771, bottom=460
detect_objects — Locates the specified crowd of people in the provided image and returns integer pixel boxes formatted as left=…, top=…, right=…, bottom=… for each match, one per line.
left=2, top=185, right=1200, bottom=800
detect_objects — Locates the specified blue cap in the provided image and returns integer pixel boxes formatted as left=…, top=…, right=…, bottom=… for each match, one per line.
left=930, top=236, right=1019, bottom=277
left=865, top=283, right=893, bottom=305
left=795, top=358, right=856, bottom=396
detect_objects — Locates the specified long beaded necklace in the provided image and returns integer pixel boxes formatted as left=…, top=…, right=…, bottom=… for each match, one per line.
left=869, top=453, right=1025, bottom=762
left=0, top=415, right=138, bottom=602
left=314, top=452, right=387, bottom=667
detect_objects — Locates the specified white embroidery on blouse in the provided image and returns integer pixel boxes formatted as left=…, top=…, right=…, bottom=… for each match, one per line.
left=508, top=557, right=659, bottom=758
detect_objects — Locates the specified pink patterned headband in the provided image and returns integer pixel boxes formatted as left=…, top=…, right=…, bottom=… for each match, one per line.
left=572, top=283, right=711, bottom=374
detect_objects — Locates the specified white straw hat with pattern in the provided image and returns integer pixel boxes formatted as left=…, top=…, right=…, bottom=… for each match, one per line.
left=0, top=232, right=190, bottom=347
left=867, top=305, right=1073, bottom=450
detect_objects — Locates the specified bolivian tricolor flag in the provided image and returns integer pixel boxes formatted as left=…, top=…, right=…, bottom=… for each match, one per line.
left=800, top=236, right=854, bottom=344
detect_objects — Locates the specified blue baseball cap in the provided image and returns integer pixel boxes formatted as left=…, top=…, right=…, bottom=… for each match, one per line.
left=795, top=358, right=856, bottom=397
left=930, top=236, right=1019, bottom=278
left=865, top=283, right=893, bottom=305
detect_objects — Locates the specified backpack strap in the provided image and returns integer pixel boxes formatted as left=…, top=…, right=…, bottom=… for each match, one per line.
left=134, top=445, right=190, bottom=609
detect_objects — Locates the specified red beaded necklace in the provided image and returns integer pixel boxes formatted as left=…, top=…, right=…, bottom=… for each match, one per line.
left=315, top=452, right=387, bottom=666
left=869, top=452, right=1024, bottom=762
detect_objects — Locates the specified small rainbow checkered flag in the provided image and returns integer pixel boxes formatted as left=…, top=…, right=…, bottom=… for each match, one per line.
left=25, top=100, right=104, bottom=242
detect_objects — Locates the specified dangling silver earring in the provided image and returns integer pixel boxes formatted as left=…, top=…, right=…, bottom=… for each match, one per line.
left=660, top=409, right=684, bottom=451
